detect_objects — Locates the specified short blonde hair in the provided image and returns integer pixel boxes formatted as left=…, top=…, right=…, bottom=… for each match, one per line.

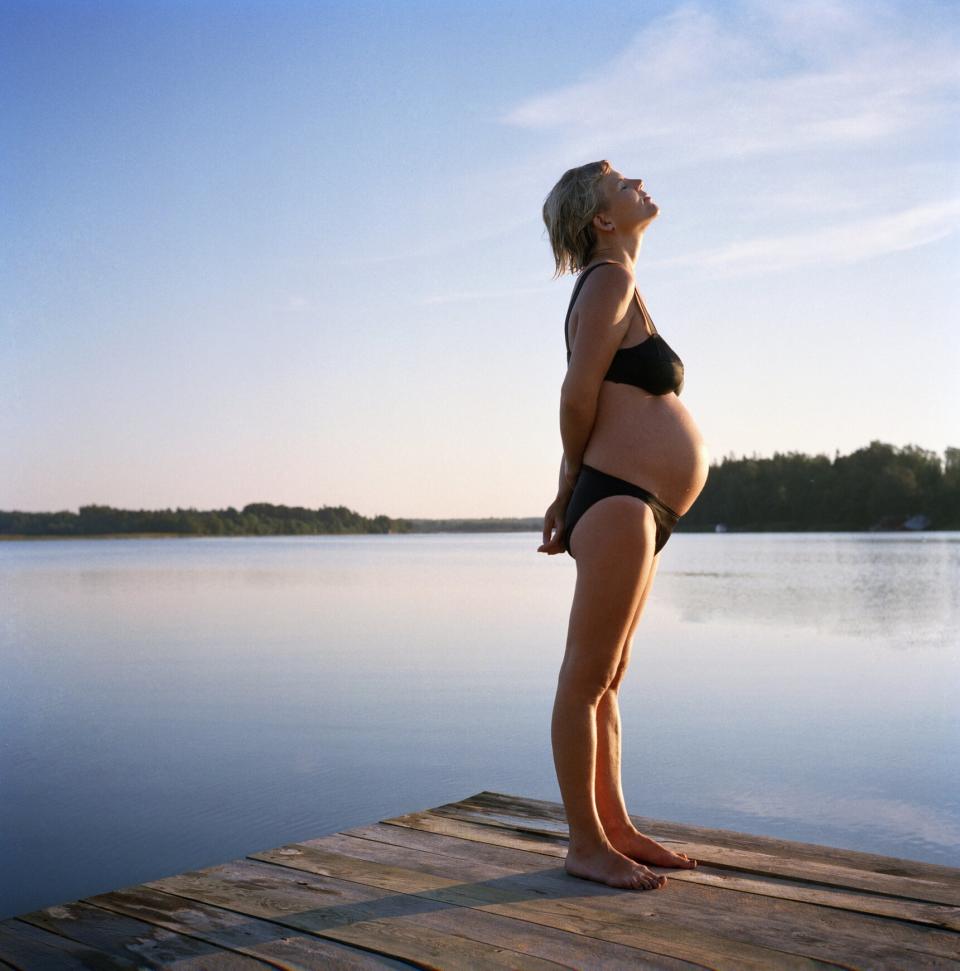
left=542, top=160, right=612, bottom=277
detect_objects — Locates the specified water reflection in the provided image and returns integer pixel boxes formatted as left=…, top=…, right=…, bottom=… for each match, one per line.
left=659, top=533, right=959, bottom=648
left=714, top=780, right=960, bottom=849
left=1, top=531, right=957, bottom=921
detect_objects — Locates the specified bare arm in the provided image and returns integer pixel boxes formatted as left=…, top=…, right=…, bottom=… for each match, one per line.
left=555, top=397, right=596, bottom=499
left=539, top=263, right=633, bottom=553
left=556, top=453, right=573, bottom=498
left=555, top=262, right=634, bottom=496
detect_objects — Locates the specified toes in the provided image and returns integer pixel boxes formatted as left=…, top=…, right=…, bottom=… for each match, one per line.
left=631, top=869, right=657, bottom=890
left=645, top=870, right=666, bottom=889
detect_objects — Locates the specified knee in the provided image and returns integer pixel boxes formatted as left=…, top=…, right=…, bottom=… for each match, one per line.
left=607, top=667, right=626, bottom=693
left=556, top=659, right=617, bottom=706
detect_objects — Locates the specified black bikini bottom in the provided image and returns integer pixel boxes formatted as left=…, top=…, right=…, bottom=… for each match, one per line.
left=562, top=464, right=681, bottom=558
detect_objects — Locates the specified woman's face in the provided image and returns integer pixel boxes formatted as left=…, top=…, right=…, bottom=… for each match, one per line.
left=599, top=169, right=659, bottom=228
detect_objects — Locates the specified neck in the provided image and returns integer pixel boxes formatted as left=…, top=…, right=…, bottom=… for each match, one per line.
left=591, top=235, right=643, bottom=271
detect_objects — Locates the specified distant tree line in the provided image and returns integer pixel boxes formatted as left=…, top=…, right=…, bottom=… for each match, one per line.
left=2, top=441, right=956, bottom=538
left=0, top=502, right=412, bottom=538
left=678, top=441, right=959, bottom=532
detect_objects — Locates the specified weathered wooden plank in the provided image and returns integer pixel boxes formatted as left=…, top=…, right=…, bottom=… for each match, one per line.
left=460, top=791, right=960, bottom=889
left=7, top=789, right=958, bottom=971
left=279, top=827, right=960, bottom=964
left=390, top=803, right=960, bottom=908
left=249, top=839, right=864, bottom=970
left=164, top=854, right=831, bottom=971
left=23, top=890, right=412, bottom=970
left=257, top=826, right=960, bottom=969
left=383, top=807, right=571, bottom=856
left=145, top=858, right=584, bottom=970
left=244, top=851, right=749, bottom=970
left=341, top=820, right=960, bottom=932
left=250, top=844, right=702, bottom=971
left=433, top=793, right=960, bottom=899
left=0, top=918, right=141, bottom=970
left=15, top=898, right=270, bottom=969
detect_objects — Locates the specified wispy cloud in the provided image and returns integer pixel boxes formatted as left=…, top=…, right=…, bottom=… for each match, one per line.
left=486, top=0, right=960, bottom=276
left=336, top=0, right=960, bottom=298
left=654, top=197, right=960, bottom=277
left=502, top=0, right=959, bottom=164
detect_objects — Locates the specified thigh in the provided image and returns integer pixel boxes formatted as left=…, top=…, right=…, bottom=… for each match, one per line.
left=610, top=551, right=661, bottom=690
left=559, top=495, right=657, bottom=698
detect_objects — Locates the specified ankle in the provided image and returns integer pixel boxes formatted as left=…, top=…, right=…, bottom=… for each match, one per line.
left=599, top=817, right=636, bottom=839
left=568, top=832, right=613, bottom=855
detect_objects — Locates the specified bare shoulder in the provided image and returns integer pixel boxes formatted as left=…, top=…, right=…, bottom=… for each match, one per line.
left=582, top=259, right=634, bottom=287
left=564, top=263, right=636, bottom=398
left=569, top=261, right=635, bottom=340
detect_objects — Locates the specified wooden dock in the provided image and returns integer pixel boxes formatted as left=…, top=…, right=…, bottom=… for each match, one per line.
left=3, top=790, right=959, bottom=969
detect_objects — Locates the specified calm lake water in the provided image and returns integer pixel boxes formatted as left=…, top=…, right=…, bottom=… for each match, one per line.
left=2, top=531, right=958, bottom=919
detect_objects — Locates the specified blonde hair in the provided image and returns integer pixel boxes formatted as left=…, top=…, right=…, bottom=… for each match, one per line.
left=542, top=159, right=612, bottom=278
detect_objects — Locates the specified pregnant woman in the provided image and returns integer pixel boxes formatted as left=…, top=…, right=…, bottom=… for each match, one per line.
left=538, top=160, right=710, bottom=891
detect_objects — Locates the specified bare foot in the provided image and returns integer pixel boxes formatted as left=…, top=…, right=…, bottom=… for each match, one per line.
left=565, top=840, right=666, bottom=891
left=606, top=826, right=698, bottom=869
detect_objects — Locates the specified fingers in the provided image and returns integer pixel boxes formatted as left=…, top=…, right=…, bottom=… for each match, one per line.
left=539, top=508, right=566, bottom=555
left=537, top=535, right=565, bottom=555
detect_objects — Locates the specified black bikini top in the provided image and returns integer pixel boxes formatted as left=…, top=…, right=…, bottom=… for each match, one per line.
left=564, top=260, right=684, bottom=397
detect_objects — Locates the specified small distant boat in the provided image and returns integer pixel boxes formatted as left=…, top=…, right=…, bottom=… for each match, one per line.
left=715, top=523, right=728, bottom=533
left=870, top=513, right=931, bottom=531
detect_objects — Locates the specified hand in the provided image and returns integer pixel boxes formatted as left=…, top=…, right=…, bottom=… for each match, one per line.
left=538, top=494, right=571, bottom=555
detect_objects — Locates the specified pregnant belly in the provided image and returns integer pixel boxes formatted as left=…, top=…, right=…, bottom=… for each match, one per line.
left=582, top=384, right=710, bottom=516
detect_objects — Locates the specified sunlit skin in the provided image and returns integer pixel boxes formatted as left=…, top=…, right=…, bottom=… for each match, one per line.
left=539, top=167, right=708, bottom=891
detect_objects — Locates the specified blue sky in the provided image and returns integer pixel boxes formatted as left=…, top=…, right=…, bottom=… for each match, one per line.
left=3, top=0, right=958, bottom=518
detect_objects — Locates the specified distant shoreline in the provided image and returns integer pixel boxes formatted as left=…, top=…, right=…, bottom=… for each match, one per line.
left=2, top=526, right=955, bottom=541
left=4, top=440, right=958, bottom=537
left=0, top=533, right=190, bottom=541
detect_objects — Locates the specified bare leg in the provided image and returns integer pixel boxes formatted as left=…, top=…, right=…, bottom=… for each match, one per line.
left=594, top=554, right=698, bottom=870
left=552, top=495, right=664, bottom=891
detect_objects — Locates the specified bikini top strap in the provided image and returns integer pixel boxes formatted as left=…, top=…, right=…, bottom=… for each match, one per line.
left=564, top=260, right=620, bottom=356
left=634, top=288, right=659, bottom=337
